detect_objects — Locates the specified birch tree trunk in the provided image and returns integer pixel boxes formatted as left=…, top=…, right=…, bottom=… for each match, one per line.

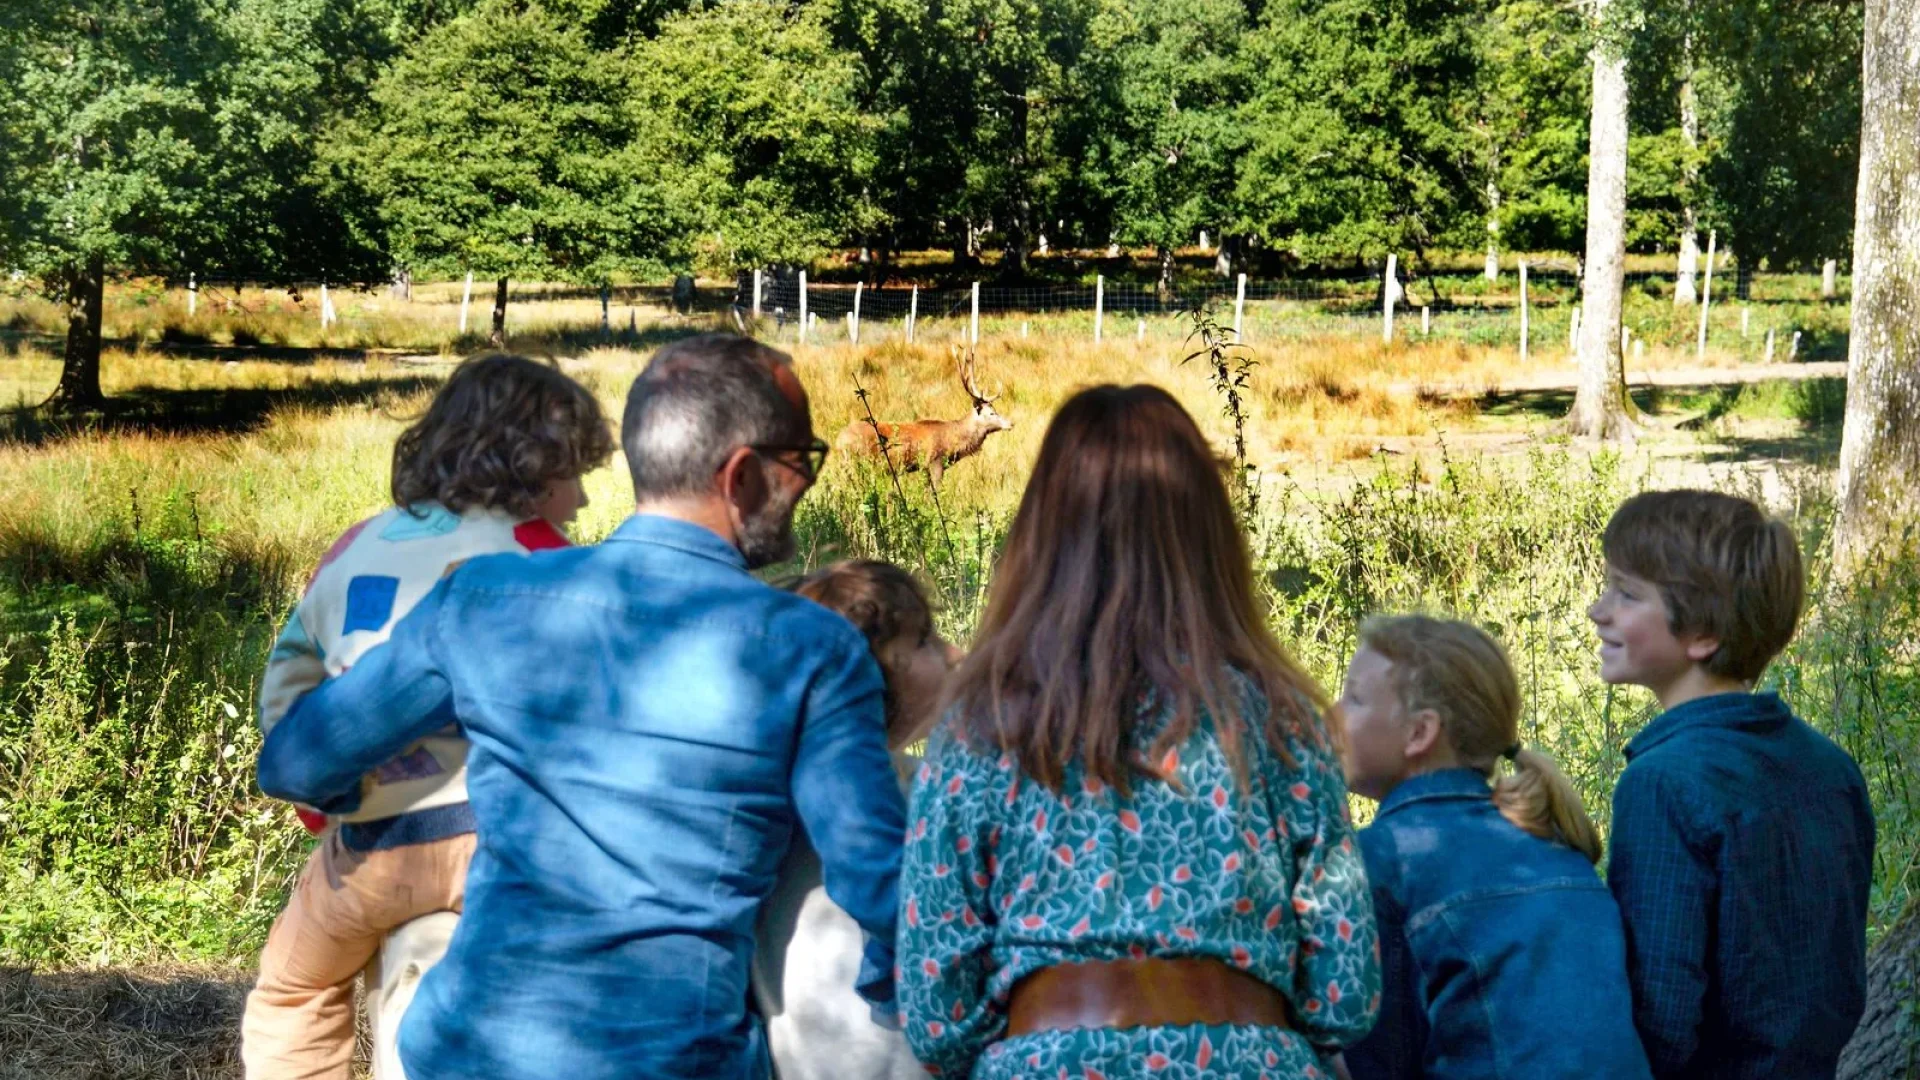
left=1485, top=176, right=1502, bottom=282
left=1832, top=0, right=1920, bottom=576
left=1675, top=32, right=1701, bottom=307
left=48, top=254, right=107, bottom=410
left=1565, top=0, right=1640, bottom=441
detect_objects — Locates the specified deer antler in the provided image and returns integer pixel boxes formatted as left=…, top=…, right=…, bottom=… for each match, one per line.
left=957, top=348, right=998, bottom=405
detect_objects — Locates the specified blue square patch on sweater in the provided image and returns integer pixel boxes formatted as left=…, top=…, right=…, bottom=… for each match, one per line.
left=343, top=575, right=400, bottom=635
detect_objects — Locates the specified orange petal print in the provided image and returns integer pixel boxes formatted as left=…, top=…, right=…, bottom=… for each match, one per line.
left=1195, top=1035, right=1213, bottom=1069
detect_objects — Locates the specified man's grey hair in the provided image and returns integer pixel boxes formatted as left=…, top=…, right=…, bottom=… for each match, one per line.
left=622, top=334, right=806, bottom=500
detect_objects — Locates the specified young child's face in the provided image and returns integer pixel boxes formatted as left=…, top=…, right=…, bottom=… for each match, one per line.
left=1339, top=646, right=1413, bottom=802
left=534, top=475, right=589, bottom=529
left=1588, top=564, right=1698, bottom=693
left=883, top=629, right=962, bottom=749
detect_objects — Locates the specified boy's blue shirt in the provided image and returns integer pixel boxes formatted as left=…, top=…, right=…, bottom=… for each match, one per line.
left=1608, top=690, right=1875, bottom=1080
left=1344, top=767, right=1651, bottom=1080
left=257, top=514, right=906, bottom=1080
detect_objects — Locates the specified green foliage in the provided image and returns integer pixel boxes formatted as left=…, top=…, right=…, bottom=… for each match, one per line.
left=634, top=0, right=880, bottom=273
left=1102, top=0, right=1247, bottom=276
left=1473, top=0, right=1590, bottom=253
left=334, top=0, right=681, bottom=285
left=1238, top=0, right=1483, bottom=260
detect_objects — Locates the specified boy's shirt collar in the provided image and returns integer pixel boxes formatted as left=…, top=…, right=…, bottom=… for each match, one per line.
left=1375, top=767, right=1492, bottom=821
left=1625, top=690, right=1792, bottom=760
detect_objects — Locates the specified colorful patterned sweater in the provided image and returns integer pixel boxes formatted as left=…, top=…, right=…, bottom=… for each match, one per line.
left=897, top=692, right=1382, bottom=1080
left=258, top=503, right=568, bottom=845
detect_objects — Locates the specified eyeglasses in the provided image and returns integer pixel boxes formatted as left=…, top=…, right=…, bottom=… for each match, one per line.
left=750, top=437, right=831, bottom=482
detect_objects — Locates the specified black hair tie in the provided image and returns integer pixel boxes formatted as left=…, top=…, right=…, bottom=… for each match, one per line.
left=1502, top=743, right=1522, bottom=761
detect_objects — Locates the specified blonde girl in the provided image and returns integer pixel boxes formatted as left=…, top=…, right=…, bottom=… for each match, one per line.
left=1338, top=615, right=1651, bottom=1080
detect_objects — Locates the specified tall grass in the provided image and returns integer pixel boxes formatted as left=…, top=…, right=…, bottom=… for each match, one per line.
left=0, top=324, right=1907, bottom=968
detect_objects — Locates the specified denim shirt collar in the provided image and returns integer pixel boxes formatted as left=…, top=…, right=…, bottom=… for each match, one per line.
left=605, top=513, right=748, bottom=571
left=1375, top=767, right=1493, bottom=821
left=1624, top=691, right=1790, bottom=760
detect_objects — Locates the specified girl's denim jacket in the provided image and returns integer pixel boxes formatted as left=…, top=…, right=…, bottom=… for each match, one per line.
left=1342, top=768, right=1652, bottom=1080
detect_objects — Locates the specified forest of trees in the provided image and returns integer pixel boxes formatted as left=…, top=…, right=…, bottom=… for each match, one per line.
left=0, top=0, right=1871, bottom=404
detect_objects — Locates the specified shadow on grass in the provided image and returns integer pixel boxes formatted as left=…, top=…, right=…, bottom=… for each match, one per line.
left=0, top=965, right=252, bottom=1080
left=1473, top=378, right=1846, bottom=466
left=1, top=374, right=444, bottom=447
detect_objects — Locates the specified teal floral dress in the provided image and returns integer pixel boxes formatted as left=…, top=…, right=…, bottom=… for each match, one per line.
left=897, top=691, right=1381, bottom=1079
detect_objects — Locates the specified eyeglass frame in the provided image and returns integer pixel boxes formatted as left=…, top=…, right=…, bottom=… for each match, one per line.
left=748, top=437, right=831, bottom=482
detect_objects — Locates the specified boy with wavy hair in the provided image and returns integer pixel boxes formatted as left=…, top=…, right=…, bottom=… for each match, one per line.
left=1590, top=490, right=1874, bottom=1080
left=243, top=354, right=613, bottom=1080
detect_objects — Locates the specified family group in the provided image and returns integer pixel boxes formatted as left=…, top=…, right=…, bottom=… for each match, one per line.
left=237, top=334, right=1874, bottom=1080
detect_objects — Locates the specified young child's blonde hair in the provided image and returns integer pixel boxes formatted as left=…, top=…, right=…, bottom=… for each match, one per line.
left=1358, top=614, right=1603, bottom=864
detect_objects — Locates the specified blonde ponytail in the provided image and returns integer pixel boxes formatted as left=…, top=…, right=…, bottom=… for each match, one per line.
left=1358, top=614, right=1605, bottom=863
left=1494, top=747, right=1603, bottom=864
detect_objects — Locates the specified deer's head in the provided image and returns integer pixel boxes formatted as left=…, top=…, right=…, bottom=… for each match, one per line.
left=958, top=349, right=1013, bottom=434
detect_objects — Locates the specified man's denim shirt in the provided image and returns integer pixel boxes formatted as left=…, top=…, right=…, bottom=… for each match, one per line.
left=1608, top=692, right=1875, bottom=1080
left=1343, top=768, right=1651, bottom=1080
left=258, top=515, right=907, bottom=1080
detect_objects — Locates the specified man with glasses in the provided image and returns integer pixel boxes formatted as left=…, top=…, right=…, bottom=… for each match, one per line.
left=258, top=334, right=904, bottom=1080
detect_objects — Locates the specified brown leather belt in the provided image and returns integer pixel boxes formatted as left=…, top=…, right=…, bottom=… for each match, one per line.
left=1005, top=957, right=1296, bottom=1036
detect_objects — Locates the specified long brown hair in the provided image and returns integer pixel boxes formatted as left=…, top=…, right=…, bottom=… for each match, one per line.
left=391, top=353, right=614, bottom=519
left=944, top=384, right=1328, bottom=794
left=1357, top=614, right=1603, bottom=863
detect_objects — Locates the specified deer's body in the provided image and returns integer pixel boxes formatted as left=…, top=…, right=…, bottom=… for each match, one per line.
left=837, top=351, right=1011, bottom=486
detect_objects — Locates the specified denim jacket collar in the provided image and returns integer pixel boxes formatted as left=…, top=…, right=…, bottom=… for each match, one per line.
left=1376, top=767, right=1493, bottom=821
left=1624, top=691, right=1790, bottom=761
left=606, top=513, right=748, bottom=571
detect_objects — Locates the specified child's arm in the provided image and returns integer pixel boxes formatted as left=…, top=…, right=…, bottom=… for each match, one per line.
left=257, top=579, right=460, bottom=813
left=1608, top=764, right=1714, bottom=1077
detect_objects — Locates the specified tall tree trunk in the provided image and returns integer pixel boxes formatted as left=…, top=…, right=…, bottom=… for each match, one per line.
left=490, top=277, right=509, bottom=348
left=48, top=255, right=106, bottom=410
left=1565, top=0, right=1640, bottom=442
left=1838, top=900, right=1920, bottom=1079
left=1485, top=175, right=1502, bottom=281
left=1675, top=31, right=1701, bottom=306
left=1832, top=0, right=1920, bottom=576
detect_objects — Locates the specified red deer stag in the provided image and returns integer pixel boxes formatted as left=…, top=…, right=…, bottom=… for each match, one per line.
left=836, top=351, right=1012, bottom=486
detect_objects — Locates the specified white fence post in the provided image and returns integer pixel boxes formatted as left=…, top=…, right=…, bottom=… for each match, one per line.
left=798, top=271, right=809, bottom=343
left=1789, top=330, right=1801, bottom=360
left=320, top=283, right=334, bottom=330
left=188, top=273, right=197, bottom=318
left=851, top=282, right=863, bottom=345
left=1517, top=260, right=1529, bottom=363
left=970, top=281, right=980, bottom=345
left=1233, top=272, right=1247, bottom=341
left=1383, top=254, right=1398, bottom=343
left=1822, top=259, right=1838, bottom=298
left=1695, top=230, right=1716, bottom=360
left=908, top=285, right=919, bottom=343
left=1764, top=328, right=1776, bottom=363
left=1136, top=318, right=1145, bottom=341
left=459, top=272, right=473, bottom=334
left=1621, top=324, right=1630, bottom=355
left=752, top=269, right=763, bottom=318
left=1422, top=305, right=1431, bottom=336
left=1094, top=275, right=1105, bottom=343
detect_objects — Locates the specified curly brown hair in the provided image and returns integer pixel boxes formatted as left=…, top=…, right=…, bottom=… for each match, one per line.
left=390, top=354, right=614, bottom=520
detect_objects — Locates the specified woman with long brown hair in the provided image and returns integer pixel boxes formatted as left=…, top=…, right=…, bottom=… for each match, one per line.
left=896, top=385, right=1380, bottom=1078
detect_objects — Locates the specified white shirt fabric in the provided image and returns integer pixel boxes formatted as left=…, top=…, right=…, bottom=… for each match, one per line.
left=753, top=753, right=922, bottom=1080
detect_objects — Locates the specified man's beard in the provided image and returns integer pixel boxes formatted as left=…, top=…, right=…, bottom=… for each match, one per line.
left=737, top=485, right=800, bottom=569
